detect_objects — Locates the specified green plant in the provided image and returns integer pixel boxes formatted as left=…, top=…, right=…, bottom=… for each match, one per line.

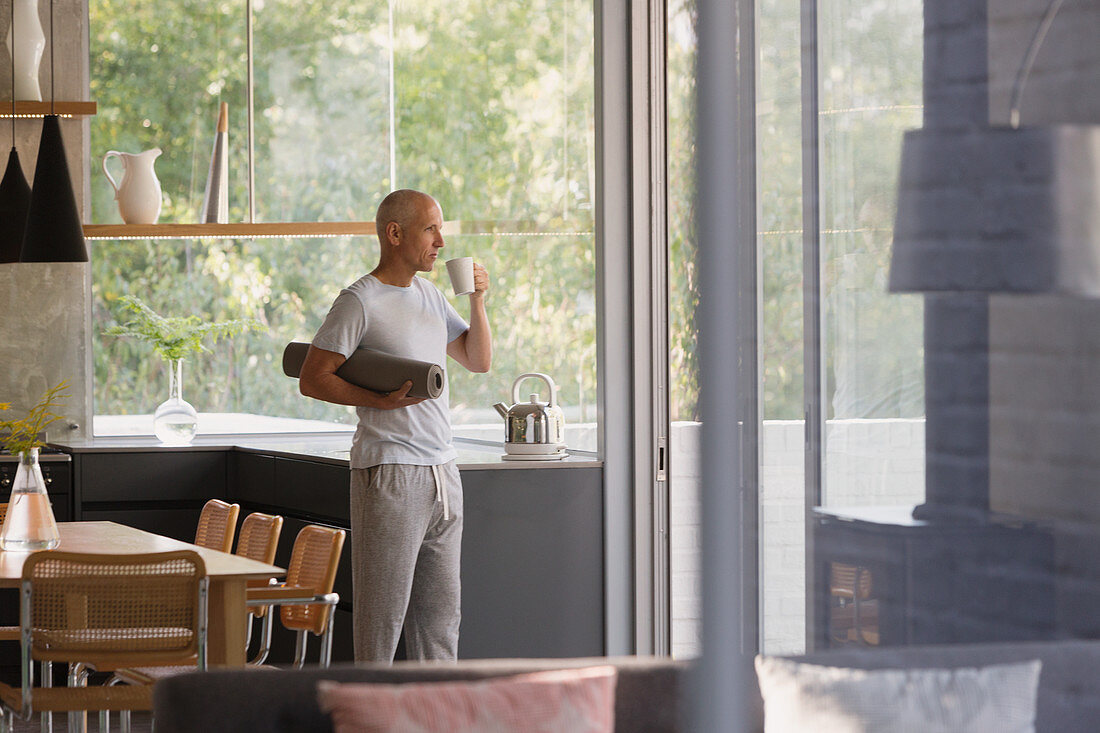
left=0, top=382, right=69, bottom=455
left=104, top=295, right=264, bottom=362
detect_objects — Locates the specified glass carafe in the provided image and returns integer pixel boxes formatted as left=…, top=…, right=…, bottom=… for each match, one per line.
left=0, top=447, right=60, bottom=551
left=153, top=358, right=198, bottom=444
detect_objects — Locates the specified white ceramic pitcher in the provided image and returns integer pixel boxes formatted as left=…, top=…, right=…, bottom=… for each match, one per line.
left=102, top=148, right=163, bottom=225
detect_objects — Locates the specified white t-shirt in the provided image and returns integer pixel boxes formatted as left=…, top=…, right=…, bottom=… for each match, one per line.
left=311, top=273, right=468, bottom=469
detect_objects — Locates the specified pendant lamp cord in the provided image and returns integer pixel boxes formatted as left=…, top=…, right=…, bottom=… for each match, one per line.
left=48, top=0, right=54, bottom=115
left=1009, top=0, right=1067, bottom=129
left=10, top=0, right=15, bottom=145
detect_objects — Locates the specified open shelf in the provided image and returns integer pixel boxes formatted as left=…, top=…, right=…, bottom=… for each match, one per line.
left=83, top=220, right=585, bottom=240
left=0, top=101, right=97, bottom=118
left=82, top=222, right=377, bottom=240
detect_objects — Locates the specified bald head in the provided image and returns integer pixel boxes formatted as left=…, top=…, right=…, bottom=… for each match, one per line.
left=375, top=189, right=437, bottom=247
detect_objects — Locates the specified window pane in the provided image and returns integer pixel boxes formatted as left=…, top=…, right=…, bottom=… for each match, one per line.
left=88, top=2, right=247, bottom=226
left=89, top=0, right=596, bottom=444
left=757, top=0, right=805, bottom=656
left=818, top=0, right=924, bottom=509
left=252, top=0, right=390, bottom=222
left=668, top=0, right=701, bottom=659
left=812, top=0, right=925, bottom=659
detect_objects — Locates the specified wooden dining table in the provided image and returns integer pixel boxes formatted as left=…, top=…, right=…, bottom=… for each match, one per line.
left=0, top=521, right=284, bottom=667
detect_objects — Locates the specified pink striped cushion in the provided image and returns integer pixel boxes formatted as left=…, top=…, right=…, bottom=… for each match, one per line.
left=317, top=665, right=617, bottom=733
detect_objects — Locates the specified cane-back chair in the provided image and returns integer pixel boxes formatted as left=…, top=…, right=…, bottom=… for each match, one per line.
left=247, top=524, right=345, bottom=668
left=113, top=522, right=341, bottom=690
left=193, top=499, right=240, bottom=554
left=0, top=551, right=208, bottom=732
left=235, top=512, right=284, bottom=662
left=0, top=505, right=14, bottom=643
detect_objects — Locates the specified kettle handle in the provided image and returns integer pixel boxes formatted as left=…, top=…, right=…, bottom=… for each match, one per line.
left=102, top=151, right=124, bottom=199
left=512, top=372, right=557, bottom=407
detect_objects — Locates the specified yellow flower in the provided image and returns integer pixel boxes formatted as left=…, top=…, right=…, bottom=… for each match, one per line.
left=0, top=383, right=68, bottom=455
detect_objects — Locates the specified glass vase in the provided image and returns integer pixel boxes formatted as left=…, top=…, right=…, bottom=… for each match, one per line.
left=0, top=448, right=60, bottom=551
left=153, top=358, right=198, bottom=444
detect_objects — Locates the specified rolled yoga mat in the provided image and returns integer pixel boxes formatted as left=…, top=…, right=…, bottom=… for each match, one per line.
left=282, top=341, right=445, bottom=400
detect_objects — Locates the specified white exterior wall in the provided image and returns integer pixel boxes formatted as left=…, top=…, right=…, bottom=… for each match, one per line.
left=671, top=418, right=925, bottom=658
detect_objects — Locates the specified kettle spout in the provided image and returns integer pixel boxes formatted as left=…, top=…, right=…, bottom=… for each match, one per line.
left=492, top=402, right=510, bottom=419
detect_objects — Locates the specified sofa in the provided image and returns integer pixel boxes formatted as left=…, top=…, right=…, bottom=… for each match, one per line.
left=153, top=656, right=689, bottom=733
left=152, top=640, right=1100, bottom=732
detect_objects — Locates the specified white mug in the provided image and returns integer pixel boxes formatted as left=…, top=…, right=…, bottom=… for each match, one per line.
left=446, top=257, right=475, bottom=296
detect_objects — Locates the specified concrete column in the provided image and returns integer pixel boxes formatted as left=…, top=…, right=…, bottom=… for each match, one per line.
left=0, top=0, right=91, bottom=439
left=920, top=294, right=989, bottom=517
left=914, top=0, right=991, bottom=519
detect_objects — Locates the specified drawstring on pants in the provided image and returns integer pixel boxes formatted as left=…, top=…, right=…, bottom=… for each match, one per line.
left=431, top=464, right=450, bottom=521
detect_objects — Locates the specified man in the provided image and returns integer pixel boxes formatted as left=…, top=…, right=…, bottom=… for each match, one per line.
left=298, top=189, right=491, bottom=662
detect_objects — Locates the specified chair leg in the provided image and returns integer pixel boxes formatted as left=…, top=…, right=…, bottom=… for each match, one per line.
left=292, top=630, right=308, bottom=669
left=320, top=608, right=336, bottom=668
left=249, top=613, right=274, bottom=666
left=42, top=661, right=53, bottom=733
left=120, top=710, right=131, bottom=733
left=67, top=663, right=88, bottom=733
left=97, top=711, right=107, bottom=733
left=1, top=707, right=13, bottom=733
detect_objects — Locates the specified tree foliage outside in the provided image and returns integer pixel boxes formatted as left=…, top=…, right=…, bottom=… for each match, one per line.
left=667, top=0, right=699, bottom=424
left=817, top=0, right=924, bottom=421
left=753, top=0, right=924, bottom=421
left=89, top=0, right=595, bottom=433
left=88, top=0, right=922, bottom=438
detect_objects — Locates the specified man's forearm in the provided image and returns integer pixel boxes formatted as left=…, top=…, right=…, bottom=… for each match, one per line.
left=464, top=293, right=492, bottom=372
left=300, top=371, right=393, bottom=408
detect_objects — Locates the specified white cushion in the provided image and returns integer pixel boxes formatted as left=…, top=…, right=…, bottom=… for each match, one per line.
left=755, top=655, right=1042, bottom=733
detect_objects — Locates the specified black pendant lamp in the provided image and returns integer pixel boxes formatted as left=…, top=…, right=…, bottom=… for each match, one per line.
left=19, top=0, right=87, bottom=263
left=0, top=0, right=31, bottom=263
left=0, top=148, right=31, bottom=263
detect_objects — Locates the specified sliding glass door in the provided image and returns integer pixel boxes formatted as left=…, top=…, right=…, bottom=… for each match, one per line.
left=663, top=0, right=924, bottom=659
left=673, top=0, right=926, bottom=656
left=667, top=0, right=701, bottom=659
left=815, top=0, right=924, bottom=512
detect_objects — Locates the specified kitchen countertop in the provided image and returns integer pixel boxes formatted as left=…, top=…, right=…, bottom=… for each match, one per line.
left=51, top=434, right=601, bottom=470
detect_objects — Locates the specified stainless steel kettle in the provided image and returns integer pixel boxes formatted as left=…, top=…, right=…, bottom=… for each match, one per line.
left=492, top=373, right=566, bottom=454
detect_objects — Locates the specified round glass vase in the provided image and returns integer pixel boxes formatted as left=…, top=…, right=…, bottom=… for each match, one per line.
left=0, top=447, right=61, bottom=551
left=153, top=358, right=198, bottom=444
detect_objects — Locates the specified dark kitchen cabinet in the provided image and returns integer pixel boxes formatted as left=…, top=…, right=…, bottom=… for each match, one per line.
left=0, top=457, right=71, bottom=522
left=227, top=453, right=604, bottom=662
left=62, top=443, right=605, bottom=662
left=78, top=451, right=226, bottom=503
left=74, top=450, right=227, bottom=541
left=459, top=466, right=603, bottom=659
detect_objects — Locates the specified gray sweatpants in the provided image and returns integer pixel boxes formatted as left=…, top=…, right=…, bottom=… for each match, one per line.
left=350, top=461, right=463, bottom=662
